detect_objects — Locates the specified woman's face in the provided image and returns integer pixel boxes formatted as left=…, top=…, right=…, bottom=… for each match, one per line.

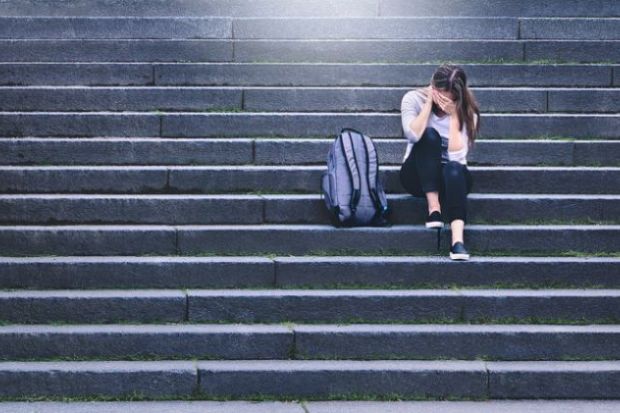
left=432, top=86, right=456, bottom=102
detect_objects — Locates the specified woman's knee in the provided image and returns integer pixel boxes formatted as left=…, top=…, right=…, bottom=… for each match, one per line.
left=443, top=161, right=466, bottom=179
left=418, top=127, right=441, bottom=147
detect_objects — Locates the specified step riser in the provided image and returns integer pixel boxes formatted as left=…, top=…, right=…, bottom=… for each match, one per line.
left=2, top=329, right=619, bottom=361
left=3, top=140, right=618, bottom=167
left=2, top=64, right=614, bottom=87
left=1, top=360, right=618, bottom=399
left=3, top=40, right=620, bottom=63
left=3, top=169, right=618, bottom=194
left=380, top=0, right=620, bottom=17
left=0, top=18, right=232, bottom=39
left=187, top=295, right=620, bottom=324
left=234, top=18, right=519, bottom=40
left=254, top=140, right=618, bottom=167
left=177, top=227, right=620, bottom=255
left=0, top=40, right=232, bottom=63
left=0, top=226, right=617, bottom=256
left=2, top=88, right=619, bottom=113
left=0, top=259, right=276, bottom=289
left=2, top=259, right=618, bottom=290
left=1, top=113, right=617, bottom=139
left=0, top=294, right=187, bottom=324
left=1, top=197, right=617, bottom=225
left=4, top=18, right=620, bottom=41
left=2, top=0, right=619, bottom=17
left=1, top=293, right=619, bottom=324
left=0, top=0, right=380, bottom=18
left=296, top=331, right=620, bottom=360
left=0, top=331, right=292, bottom=360
left=0, top=362, right=197, bottom=398
left=0, top=139, right=256, bottom=166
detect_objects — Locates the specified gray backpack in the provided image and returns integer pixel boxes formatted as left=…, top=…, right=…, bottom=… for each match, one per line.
left=321, top=128, right=389, bottom=227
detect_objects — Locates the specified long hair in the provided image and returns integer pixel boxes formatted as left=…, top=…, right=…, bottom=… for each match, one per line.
left=431, top=64, right=480, bottom=145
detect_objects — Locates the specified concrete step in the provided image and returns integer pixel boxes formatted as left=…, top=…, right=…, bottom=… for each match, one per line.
left=0, top=16, right=535, bottom=41
left=0, top=360, right=198, bottom=398
left=0, top=290, right=187, bottom=323
left=521, top=18, right=620, bottom=40
left=1, top=289, right=620, bottom=324
left=233, top=18, right=620, bottom=41
left=1, top=324, right=619, bottom=361
left=2, top=166, right=618, bottom=194
left=2, top=86, right=619, bottom=113
left=231, top=17, right=520, bottom=40
left=0, top=194, right=617, bottom=225
left=0, top=138, right=255, bottom=166
left=4, top=138, right=619, bottom=167
left=0, top=0, right=381, bottom=18
left=1, top=360, right=619, bottom=399
left=0, top=224, right=617, bottom=256
left=3, top=401, right=620, bottom=413
left=228, top=40, right=617, bottom=63
left=0, top=17, right=232, bottom=39
left=1, top=0, right=618, bottom=17
left=1, top=112, right=617, bottom=138
left=0, top=324, right=292, bottom=360
left=3, top=39, right=620, bottom=63
left=186, top=289, right=620, bottom=324
left=293, top=324, right=620, bottom=360
left=379, top=0, right=620, bottom=17
left=0, top=40, right=233, bottom=62
left=2, top=63, right=616, bottom=87
left=253, top=139, right=620, bottom=167
left=1, top=256, right=618, bottom=290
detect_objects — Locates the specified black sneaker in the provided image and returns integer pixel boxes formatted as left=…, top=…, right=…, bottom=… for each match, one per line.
left=450, top=242, right=470, bottom=261
left=425, top=210, right=443, bottom=229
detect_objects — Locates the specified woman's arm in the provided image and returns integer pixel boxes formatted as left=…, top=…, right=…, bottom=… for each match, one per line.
left=401, top=87, right=433, bottom=142
left=448, top=115, right=464, bottom=152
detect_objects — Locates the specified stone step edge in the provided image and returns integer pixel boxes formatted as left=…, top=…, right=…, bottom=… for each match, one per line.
left=1, top=86, right=618, bottom=90
left=3, top=165, right=619, bottom=170
left=1, top=111, right=618, bottom=116
left=1, top=193, right=617, bottom=199
left=1, top=255, right=618, bottom=263
left=1, top=137, right=618, bottom=142
left=1, top=224, right=619, bottom=229
left=2, top=323, right=620, bottom=333
left=2, top=289, right=620, bottom=297
left=0, top=401, right=618, bottom=411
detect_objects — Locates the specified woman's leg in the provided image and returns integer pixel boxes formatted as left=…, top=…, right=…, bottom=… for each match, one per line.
left=407, top=127, right=443, bottom=214
left=442, top=161, right=473, bottom=246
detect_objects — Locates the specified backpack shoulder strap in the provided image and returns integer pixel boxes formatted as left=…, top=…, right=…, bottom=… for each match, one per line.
left=340, top=130, right=361, bottom=214
left=361, top=134, right=389, bottom=213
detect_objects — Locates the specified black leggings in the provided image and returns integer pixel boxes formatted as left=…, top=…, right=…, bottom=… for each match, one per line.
left=399, top=127, right=473, bottom=223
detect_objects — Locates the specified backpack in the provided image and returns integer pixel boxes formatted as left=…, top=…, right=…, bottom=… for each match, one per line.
left=321, top=128, right=389, bottom=227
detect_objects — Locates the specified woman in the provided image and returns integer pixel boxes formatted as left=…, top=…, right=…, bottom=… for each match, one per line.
left=399, top=64, right=480, bottom=261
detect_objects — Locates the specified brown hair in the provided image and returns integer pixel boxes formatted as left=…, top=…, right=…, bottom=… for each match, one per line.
left=431, top=64, right=480, bottom=145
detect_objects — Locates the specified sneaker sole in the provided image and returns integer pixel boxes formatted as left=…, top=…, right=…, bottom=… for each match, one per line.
left=450, top=252, right=470, bottom=261
left=425, top=221, right=443, bottom=229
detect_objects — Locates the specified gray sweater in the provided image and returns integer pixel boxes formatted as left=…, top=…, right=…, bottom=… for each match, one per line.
left=400, top=88, right=477, bottom=165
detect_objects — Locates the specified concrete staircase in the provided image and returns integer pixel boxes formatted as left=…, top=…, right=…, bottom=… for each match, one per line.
left=0, top=0, right=619, bottom=403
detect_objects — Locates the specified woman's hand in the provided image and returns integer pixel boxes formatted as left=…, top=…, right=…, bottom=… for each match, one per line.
left=432, top=89, right=457, bottom=115
left=423, top=85, right=434, bottom=109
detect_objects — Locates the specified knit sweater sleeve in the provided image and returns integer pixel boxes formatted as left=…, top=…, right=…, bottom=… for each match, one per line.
left=400, top=89, right=427, bottom=143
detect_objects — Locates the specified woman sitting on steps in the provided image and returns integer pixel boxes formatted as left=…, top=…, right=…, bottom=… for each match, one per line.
left=399, top=64, right=481, bottom=261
